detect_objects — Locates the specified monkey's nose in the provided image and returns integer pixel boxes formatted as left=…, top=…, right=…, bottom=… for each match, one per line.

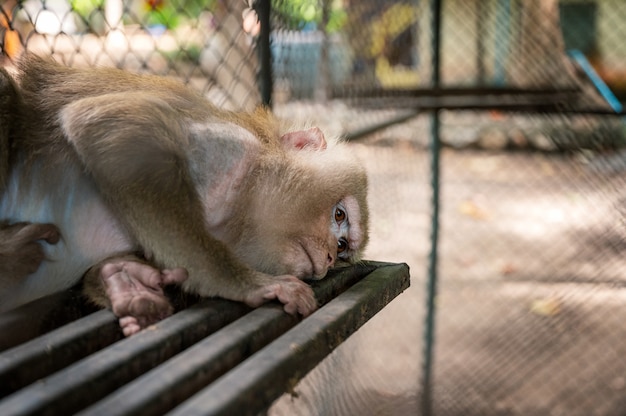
left=326, top=253, right=335, bottom=268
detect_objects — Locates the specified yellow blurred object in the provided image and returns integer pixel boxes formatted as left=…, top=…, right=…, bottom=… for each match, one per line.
left=367, top=3, right=420, bottom=88
left=1, top=0, right=22, bottom=59
left=2, top=29, right=22, bottom=59
left=530, top=297, right=562, bottom=317
left=458, top=200, right=489, bottom=220
left=368, top=4, right=417, bottom=57
left=375, top=58, right=420, bottom=88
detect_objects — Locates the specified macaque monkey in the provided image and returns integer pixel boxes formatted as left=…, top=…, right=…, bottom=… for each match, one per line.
left=0, top=55, right=368, bottom=336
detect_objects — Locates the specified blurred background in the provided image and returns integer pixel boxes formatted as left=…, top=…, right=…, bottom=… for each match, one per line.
left=2, top=0, right=626, bottom=414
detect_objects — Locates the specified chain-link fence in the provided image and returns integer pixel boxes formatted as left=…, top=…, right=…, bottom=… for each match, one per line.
left=268, top=2, right=626, bottom=415
left=3, top=0, right=626, bottom=415
left=1, top=0, right=261, bottom=110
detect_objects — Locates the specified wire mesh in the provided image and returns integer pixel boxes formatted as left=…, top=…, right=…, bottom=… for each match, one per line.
left=0, top=0, right=261, bottom=110
left=2, top=0, right=626, bottom=415
left=269, top=1, right=626, bottom=415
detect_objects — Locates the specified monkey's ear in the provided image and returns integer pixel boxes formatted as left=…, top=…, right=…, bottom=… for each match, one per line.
left=280, top=127, right=327, bottom=151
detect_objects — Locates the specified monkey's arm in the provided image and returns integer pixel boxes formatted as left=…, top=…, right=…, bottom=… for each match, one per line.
left=60, top=94, right=316, bottom=316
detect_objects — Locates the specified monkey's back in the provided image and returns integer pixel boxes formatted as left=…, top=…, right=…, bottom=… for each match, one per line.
left=18, top=55, right=207, bottom=113
left=13, top=55, right=214, bottom=160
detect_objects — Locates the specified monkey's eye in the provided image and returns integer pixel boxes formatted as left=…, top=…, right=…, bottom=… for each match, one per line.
left=337, top=238, right=348, bottom=254
left=334, top=207, right=346, bottom=223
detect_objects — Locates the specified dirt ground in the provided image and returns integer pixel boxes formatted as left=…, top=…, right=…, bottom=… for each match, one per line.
left=270, top=116, right=626, bottom=415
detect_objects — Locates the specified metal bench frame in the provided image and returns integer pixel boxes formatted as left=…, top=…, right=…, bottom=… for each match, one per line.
left=0, top=261, right=409, bottom=416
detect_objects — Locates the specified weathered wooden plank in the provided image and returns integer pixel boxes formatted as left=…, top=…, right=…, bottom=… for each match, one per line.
left=77, top=304, right=297, bottom=416
left=76, top=263, right=381, bottom=416
left=0, top=262, right=409, bottom=416
left=0, top=299, right=250, bottom=415
left=168, top=262, right=410, bottom=416
left=0, top=286, right=104, bottom=352
left=0, top=309, right=120, bottom=398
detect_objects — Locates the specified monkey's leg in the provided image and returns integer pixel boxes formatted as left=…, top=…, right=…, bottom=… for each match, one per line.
left=0, top=221, right=60, bottom=281
left=83, top=255, right=188, bottom=336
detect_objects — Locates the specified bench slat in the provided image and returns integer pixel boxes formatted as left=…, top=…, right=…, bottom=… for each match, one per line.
left=0, top=300, right=250, bottom=415
left=0, top=310, right=120, bottom=397
left=169, top=263, right=410, bottom=416
left=76, top=263, right=382, bottom=416
left=0, top=262, right=409, bottom=416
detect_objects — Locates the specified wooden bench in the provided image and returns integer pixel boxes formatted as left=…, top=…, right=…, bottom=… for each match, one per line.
left=0, top=261, right=409, bottom=416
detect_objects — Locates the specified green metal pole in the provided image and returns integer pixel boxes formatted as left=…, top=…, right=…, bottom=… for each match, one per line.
left=422, top=0, right=442, bottom=414
left=495, top=0, right=511, bottom=86
left=256, top=0, right=273, bottom=107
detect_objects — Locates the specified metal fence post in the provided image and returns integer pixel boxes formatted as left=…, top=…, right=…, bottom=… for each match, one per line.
left=422, top=0, right=442, bottom=414
left=256, top=0, right=273, bottom=107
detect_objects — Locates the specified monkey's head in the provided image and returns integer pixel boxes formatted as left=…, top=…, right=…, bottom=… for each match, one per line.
left=234, top=128, right=369, bottom=281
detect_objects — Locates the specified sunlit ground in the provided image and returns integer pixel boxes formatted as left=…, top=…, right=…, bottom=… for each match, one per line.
left=271, top=123, right=626, bottom=415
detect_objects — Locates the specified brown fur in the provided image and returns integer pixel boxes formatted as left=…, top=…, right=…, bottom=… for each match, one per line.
left=7, top=54, right=369, bottom=315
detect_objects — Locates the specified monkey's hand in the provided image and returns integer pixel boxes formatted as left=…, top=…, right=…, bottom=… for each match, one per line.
left=244, top=274, right=318, bottom=317
left=85, top=257, right=188, bottom=336
left=0, top=222, right=60, bottom=280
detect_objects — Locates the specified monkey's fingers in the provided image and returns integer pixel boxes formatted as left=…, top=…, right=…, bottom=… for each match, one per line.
left=161, top=268, right=189, bottom=286
left=116, top=263, right=186, bottom=292
left=255, top=275, right=318, bottom=317
left=119, top=317, right=142, bottom=337
left=109, top=287, right=174, bottom=335
left=100, top=260, right=177, bottom=336
left=281, top=290, right=318, bottom=317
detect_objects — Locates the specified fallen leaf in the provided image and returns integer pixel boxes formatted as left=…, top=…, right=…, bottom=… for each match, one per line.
left=458, top=200, right=489, bottom=220
left=530, top=297, right=562, bottom=316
